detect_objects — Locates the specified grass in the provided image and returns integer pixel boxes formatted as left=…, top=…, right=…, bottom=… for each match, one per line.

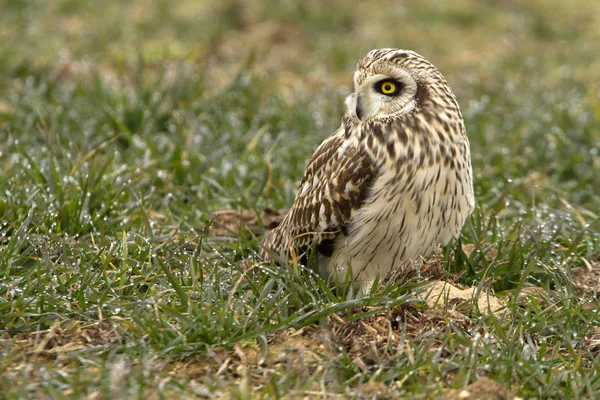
left=1, top=0, right=600, bottom=398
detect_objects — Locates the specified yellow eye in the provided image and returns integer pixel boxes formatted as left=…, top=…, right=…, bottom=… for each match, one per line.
left=380, top=81, right=397, bottom=95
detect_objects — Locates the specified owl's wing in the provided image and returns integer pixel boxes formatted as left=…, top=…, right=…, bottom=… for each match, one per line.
left=261, top=129, right=378, bottom=262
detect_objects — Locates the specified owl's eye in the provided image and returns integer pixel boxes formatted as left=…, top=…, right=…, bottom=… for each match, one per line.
left=376, top=80, right=401, bottom=96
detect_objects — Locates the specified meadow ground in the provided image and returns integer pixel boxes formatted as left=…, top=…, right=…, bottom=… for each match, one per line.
left=1, top=0, right=600, bottom=398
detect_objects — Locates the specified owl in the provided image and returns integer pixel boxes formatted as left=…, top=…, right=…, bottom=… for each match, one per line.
left=261, top=48, right=474, bottom=294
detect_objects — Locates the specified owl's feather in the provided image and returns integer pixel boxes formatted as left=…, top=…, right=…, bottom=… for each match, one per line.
left=261, top=128, right=377, bottom=262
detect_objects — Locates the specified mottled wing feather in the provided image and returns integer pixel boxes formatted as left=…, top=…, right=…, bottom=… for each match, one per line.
left=261, top=129, right=378, bottom=262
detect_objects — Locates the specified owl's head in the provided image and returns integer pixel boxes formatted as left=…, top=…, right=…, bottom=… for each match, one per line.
left=345, top=48, right=455, bottom=122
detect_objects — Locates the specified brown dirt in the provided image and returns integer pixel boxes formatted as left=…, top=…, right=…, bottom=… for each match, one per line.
left=571, top=255, right=600, bottom=296
left=419, top=280, right=508, bottom=317
left=7, top=319, right=125, bottom=361
left=583, top=326, right=600, bottom=357
left=442, top=378, right=520, bottom=400
left=328, top=303, right=474, bottom=368
left=206, top=207, right=287, bottom=237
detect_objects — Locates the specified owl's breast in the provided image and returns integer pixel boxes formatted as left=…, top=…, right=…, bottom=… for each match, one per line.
left=321, top=140, right=473, bottom=290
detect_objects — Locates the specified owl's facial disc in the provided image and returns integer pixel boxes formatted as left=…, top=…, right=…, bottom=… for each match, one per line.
left=347, top=67, right=418, bottom=122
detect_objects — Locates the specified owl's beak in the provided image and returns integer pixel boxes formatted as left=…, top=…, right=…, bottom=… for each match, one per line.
left=355, top=98, right=365, bottom=121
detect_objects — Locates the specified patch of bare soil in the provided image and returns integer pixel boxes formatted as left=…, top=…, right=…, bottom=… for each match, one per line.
left=329, top=304, right=473, bottom=368
left=419, top=281, right=508, bottom=317
left=206, top=208, right=287, bottom=237
left=165, top=305, right=482, bottom=396
left=8, top=319, right=125, bottom=361
left=571, top=256, right=600, bottom=296
left=359, top=380, right=403, bottom=399
left=175, top=325, right=332, bottom=382
left=583, top=326, right=600, bottom=356
left=442, top=378, right=520, bottom=400
left=2, top=318, right=127, bottom=395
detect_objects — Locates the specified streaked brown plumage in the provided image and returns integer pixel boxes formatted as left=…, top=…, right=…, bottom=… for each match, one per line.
left=261, top=48, right=474, bottom=294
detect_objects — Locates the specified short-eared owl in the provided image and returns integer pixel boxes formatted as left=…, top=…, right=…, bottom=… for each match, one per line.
left=261, top=48, right=474, bottom=294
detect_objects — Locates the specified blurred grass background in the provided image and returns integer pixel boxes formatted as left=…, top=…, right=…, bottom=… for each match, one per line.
left=1, top=0, right=600, bottom=398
